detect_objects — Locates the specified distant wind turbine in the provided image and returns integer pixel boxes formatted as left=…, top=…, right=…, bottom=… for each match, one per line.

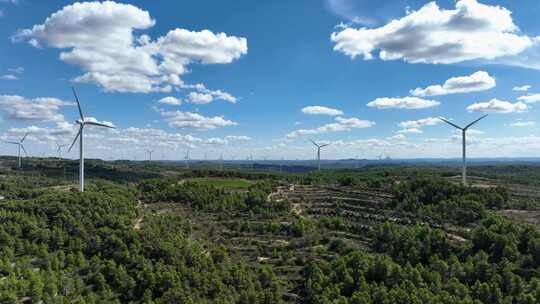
left=185, top=149, right=190, bottom=168
left=310, top=139, right=329, bottom=171
left=147, top=150, right=154, bottom=161
left=56, top=142, right=67, bottom=160
left=7, top=132, right=29, bottom=168
left=439, top=114, right=488, bottom=185
left=219, top=152, right=224, bottom=171
left=68, top=87, right=115, bottom=192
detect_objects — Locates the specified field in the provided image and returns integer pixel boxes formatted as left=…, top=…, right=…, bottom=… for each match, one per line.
left=185, top=177, right=254, bottom=189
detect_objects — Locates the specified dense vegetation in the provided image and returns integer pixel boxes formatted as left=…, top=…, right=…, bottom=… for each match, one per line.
left=0, top=180, right=282, bottom=303
left=391, top=179, right=509, bottom=224
left=0, top=158, right=539, bottom=303
left=301, top=216, right=540, bottom=303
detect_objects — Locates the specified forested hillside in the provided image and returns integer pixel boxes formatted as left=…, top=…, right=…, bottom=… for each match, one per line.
left=0, top=161, right=539, bottom=303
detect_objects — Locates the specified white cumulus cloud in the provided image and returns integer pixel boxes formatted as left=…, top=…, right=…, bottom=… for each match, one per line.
left=0, top=95, right=74, bottom=123
left=158, top=96, right=182, bottom=106
left=301, top=105, right=344, bottom=116
left=187, top=92, right=214, bottom=104
left=157, top=108, right=238, bottom=130
left=331, top=0, right=536, bottom=67
left=13, top=1, right=247, bottom=93
left=397, top=128, right=422, bottom=134
left=517, top=93, right=540, bottom=104
left=286, top=116, right=374, bottom=138
left=367, top=97, right=439, bottom=109
left=399, top=117, right=441, bottom=129
left=411, top=71, right=495, bottom=97
left=513, top=85, right=531, bottom=92
left=466, top=98, right=527, bottom=113
left=509, top=120, right=535, bottom=127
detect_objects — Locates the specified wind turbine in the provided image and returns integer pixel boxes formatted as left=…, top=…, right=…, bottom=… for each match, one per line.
left=219, top=152, right=224, bottom=171
left=56, top=142, right=67, bottom=160
left=7, top=132, right=28, bottom=168
left=147, top=150, right=154, bottom=161
left=439, top=114, right=488, bottom=185
left=68, top=87, right=115, bottom=192
left=310, top=139, right=329, bottom=171
left=185, top=149, right=190, bottom=169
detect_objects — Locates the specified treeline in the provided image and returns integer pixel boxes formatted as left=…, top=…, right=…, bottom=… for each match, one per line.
left=0, top=180, right=283, bottom=303
left=301, top=216, right=540, bottom=303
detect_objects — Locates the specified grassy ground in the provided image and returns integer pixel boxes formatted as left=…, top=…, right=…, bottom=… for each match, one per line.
left=186, top=177, right=254, bottom=189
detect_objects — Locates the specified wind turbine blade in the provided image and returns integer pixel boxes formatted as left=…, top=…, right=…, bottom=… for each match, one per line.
left=438, top=117, right=462, bottom=130
left=6, top=141, right=19, bottom=145
left=68, top=127, right=82, bottom=153
left=319, top=144, right=330, bottom=148
left=20, top=132, right=29, bottom=143
left=85, top=121, right=115, bottom=129
left=464, top=114, right=488, bottom=130
left=20, top=144, right=27, bottom=156
left=72, top=87, right=85, bottom=120
left=309, top=139, right=319, bottom=148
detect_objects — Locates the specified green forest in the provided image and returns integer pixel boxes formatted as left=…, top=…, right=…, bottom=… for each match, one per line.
left=0, top=159, right=539, bottom=303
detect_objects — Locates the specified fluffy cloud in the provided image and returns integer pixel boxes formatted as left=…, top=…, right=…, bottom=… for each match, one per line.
left=0, top=95, right=74, bottom=122
left=399, top=117, right=441, bottom=129
left=517, top=93, right=540, bottom=104
left=3, top=124, right=249, bottom=153
left=367, top=97, right=439, bottom=109
left=224, top=135, right=251, bottom=141
left=411, top=71, right=495, bottom=97
left=331, top=0, right=536, bottom=66
left=187, top=89, right=237, bottom=104
left=301, top=106, right=344, bottom=116
left=397, top=128, right=422, bottom=134
left=187, top=92, right=213, bottom=104
left=513, top=85, right=531, bottom=92
left=509, top=120, right=535, bottom=127
left=286, top=116, right=374, bottom=138
left=0, top=74, right=18, bottom=80
left=158, top=96, right=182, bottom=106
left=157, top=109, right=238, bottom=130
left=466, top=98, right=527, bottom=113
left=510, top=119, right=536, bottom=127
left=14, top=1, right=247, bottom=93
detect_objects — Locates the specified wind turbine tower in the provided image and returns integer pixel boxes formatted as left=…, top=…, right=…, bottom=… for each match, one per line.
left=7, top=132, right=28, bottom=168
left=68, top=88, right=115, bottom=192
left=439, top=114, right=488, bottom=185
left=185, top=149, right=190, bottom=169
left=147, top=150, right=154, bottom=161
left=56, top=142, right=67, bottom=160
left=310, top=139, right=329, bottom=171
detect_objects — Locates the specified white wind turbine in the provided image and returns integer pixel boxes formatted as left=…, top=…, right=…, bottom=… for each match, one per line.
left=439, top=114, right=488, bottom=185
left=147, top=150, right=154, bottom=161
left=310, top=139, right=329, bottom=171
left=185, top=149, right=190, bottom=169
left=68, top=88, right=115, bottom=192
left=56, top=142, right=67, bottom=160
left=7, top=132, right=29, bottom=168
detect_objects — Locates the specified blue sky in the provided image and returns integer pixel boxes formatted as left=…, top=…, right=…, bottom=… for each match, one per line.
left=1, top=0, right=540, bottom=160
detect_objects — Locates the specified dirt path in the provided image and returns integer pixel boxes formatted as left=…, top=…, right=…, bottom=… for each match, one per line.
left=133, top=200, right=144, bottom=230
